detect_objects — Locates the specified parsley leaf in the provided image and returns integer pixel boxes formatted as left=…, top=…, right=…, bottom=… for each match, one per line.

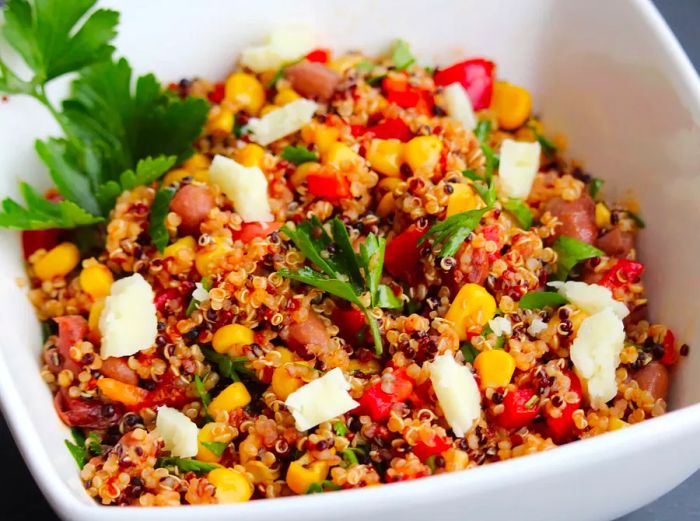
left=460, top=341, right=479, bottom=364
left=474, top=120, right=492, bottom=143
left=624, top=210, right=646, bottom=229
left=355, top=60, right=375, bottom=73
left=589, top=178, right=604, bottom=199
left=503, top=198, right=534, bottom=230
left=278, top=267, right=363, bottom=307
left=186, top=276, right=213, bottom=317
left=157, top=457, right=219, bottom=474
left=462, top=170, right=496, bottom=206
left=282, top=146, right=318, bottom=165
left=306, top=480, right=342, bottom=494
left=202, top=348, right=250, bottom=383
left=333, top=421, right=348, bottom=436
left=519, top=291, right=568, bottom=310
left=201, top=441, right=227, bottom=458
left=419, top=208, right=489, bottom=258
left=148, top=186, right=175, bottom=253
left=552, top=236, right=604, bottom=280
left=375, top=284, right=402, bottom=309
left=391, top=39, right=415, bottom=71
left=64, top=428, right=87, bottom=468
left=96, top=155, right=176, bottom=210
left=194, top=374, right=211, bottom=411
left=86, top=432, right=103, bottom=455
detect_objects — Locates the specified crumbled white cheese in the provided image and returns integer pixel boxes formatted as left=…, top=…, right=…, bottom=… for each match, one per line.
left=240, top=27, right=316, bottom=72
left=527, top=318, right=548, bottom=336
left=209, top=155, right=273, bottom=223
left=443, top=83, right=476, bottom=131
left=498, top=139, right=541, bottom=199
left=247, top=98, right=318, bottom=146
left=285, top=368, right=359, bottom=432
left=570, top=308, right=625, bottom=406
left=549, top=280, right=629, bottom=319
left=488, top=316, right=512, bottom=337
left=155, top=406, right=199, bottom=458
left=99, top=273, right=157, bottom=359
left=429, top=353, right=481, bottom=437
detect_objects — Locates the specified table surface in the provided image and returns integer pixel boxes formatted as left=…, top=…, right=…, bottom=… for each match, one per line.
left=1, top=0, right=699, bottom=519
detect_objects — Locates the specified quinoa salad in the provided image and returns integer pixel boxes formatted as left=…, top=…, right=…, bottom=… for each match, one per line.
left=0, top=0, right=688, bottom=508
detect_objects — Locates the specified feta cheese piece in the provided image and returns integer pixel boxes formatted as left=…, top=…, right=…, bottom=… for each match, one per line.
left=429, top=353, right=481, bottom=437
left=549, top=280, right=629, bottom=319
left=99, top=273, right=157, bottom=359
left=240, top=28, right=315, bottom=73
left=498, top=138, right=541, bottom=199
left=155, top=406, right=199, bottom=458
left=570, top=308, right=625, bottom=406
left=209, top=155, right=273, bottom=222
left=527, top=318, right=548, bottom=336
left=285, top=368, right=359, bottom=431
left=247, top=98, right=318, bottom=146
left=443, top=83, right=477, bottom=131
left=488, top=316, right=512, bottom=337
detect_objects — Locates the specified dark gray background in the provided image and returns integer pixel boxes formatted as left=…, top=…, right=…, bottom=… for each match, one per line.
left=0, top=0, right=698, bottom=519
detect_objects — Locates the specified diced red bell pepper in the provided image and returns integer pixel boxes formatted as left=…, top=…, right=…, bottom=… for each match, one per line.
left=382, top=76, right=433, bottom=115
left=306, top=48, right=330, bottom=63
left=497, top=388, right=540, bottom=430
left=384, top=226, right=425, bottom=284
left=357, top=370, right=414, bottom=422
left=546, top=370, right=582, bottom=442
left=363, top=117, right=412, bottom=142
left=332, top=306, right=368, bottom=346
left=661, top=329, right=679, bottom=366
left=232, top=221, right=282, bottom=243
left=22, top=228, right=60, bottom=259
left=480, top=224, right=502, bottom=263
left=433, top=58, right=495, bottom=110
left=413, top=433, right=451, bottom=461
left=307, top=172, right=351, bottom=200
left=154, top=288, right=182, bottom=313
left=207, top=82, right=225, bottom=104
left=600, top=259, right=645, bottom=291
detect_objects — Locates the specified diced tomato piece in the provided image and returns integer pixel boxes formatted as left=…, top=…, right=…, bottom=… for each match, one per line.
left=307, top=172, right=351, bottom=200
left=332, top=306, right=367, bottom=346
left=480, top=224, right=502, bottom=262
left=433, top=58, right=495, bottom=110
left=140, top=372, right=191, bottom=410
left=54, top=388, right=123, bottom=429
left=363, top=117, right=412, bottom=142
left=22, top=228, right=61, bottom=259
left=356, top=369, right=414, bottom=422
left=545, top=370, right=582, bottom=442
left=382, top=76, right=433, bottom=115
left=661, top=329, right=679, bottom=366
left=153, top=288, right=182, bottom=313
left=413, top=433, right=451, bottom=461
left=599, top=259, right=645, bottom=291
left=232, top=221, right=282, bottom=243
left=306, top=48, right=330, bottom=63
left=384, top=226, right=425, bottom=283
left=207, top=82, right=225, bottom=104
left=497, top=388, right=540, bottom=430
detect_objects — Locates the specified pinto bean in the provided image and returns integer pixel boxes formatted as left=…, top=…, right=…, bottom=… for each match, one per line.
left=632, top=361, right=669, bottom=401
left=284, top=62, right=341, bottom=101
left=283, top=310, right=331, bottom=352
left=544, top=195, right=597, bottom=244
left=169, top=184, right=214, bottom=235
left=100, top=357, right=139, bottom=386
left=597, top=228, right=635, bottom=258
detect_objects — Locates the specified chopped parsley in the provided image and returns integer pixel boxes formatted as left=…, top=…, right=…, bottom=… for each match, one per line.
left=281, top=146, right=319, bottom=165
left=201, top=441, right=227, bottom=458
left=148, top=185, right=176, bottom=253
left=502, top=198, right=534, bottom=230
left=552, top=236, right=604, bottom=280
left=390, top=39, right=415, bottom=71
left=519, top=291, right=568, bottom=310
left=419, top=208, right=489, bottom=258
left=157, top=457, right=219, bottom=474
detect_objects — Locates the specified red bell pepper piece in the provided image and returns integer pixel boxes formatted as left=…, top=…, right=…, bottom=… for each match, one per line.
left=497, top=388, right=540, bottom=430
left=382, top=76, right=433, bottom=115
left=363, top=117, right=412, bottom=142
left=661, top=329, right=679, bottom=366
left=480, top=224, right=502, bottom=263
left=154, top=288, right=182, bottom=312
left=600, top=259, right=645, bottom=291
left=546, top=370, right=582, bottom=442
left=22, top=228, right=60, bottom=259
left=232, top=221, right=282, bottom=243
left=306, top=48, right=330, bottom=63
left=332, top=306, right=368, bottom=346
left=207, top=82, right=225, bottom=104
left=413, top=433, right=451, bottom=461
left=307, top=172, right=351, bottom=200
left=433, top=58, right=495, bottom=110
left=357, top=370, right=414, bottom=422
left=384, top=226, right=425, bottom=283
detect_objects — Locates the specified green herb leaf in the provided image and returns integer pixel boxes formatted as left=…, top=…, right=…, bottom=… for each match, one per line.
left=528, top=124, right=557, bottom=158
left=481, top=143, right=499, bottom=181
left=589, top=178, right=604, bottom=199
left=460, top=341, right=479, bottom=364
left=366, top=74, right=387, bottom=86
left=278, top=267, right=363, bottom=307
left=148, top=186, right=175, bottom=253
left=519, top=291, right=568, bottom=310
left=358, top=233, right=386, bottom=306
left=503, top=198, right=534, bottom=229
left=65, top=439, right=86, bottom=469
left=86, top=432, right=103, bottom=455
left=375, top=284, right=402, bottom=309
left=340, top=448, right=359, bottom=466
left=333, top=421, right=348, bottom=436
left=157, top=457, right=219, bottom=474
left=391, top=39, right=415, bottom=71
left=281, top=146, right=319, bottom=165
left=306, top=480, right=342, bottom=494
left=355, top=60, right=375, bottom=73
left=282, top=218, right=337, bottom=279
left=194, top=375, right=211, bottom=410
left=186, top=276, right=213, bottom=317
left=474, top=120, right=492, bottom=143
left=419, top=208, right=489, bottom=257
left=97, top=155, right=176, bottom=210
left=525, top=395, right=539, bottom=409
left=329, top=217, right=365, bottom=292
left=202, top=348, right=251, bottom=383
left=233, top=114, right=248, bottom=139
left=624, top=210, right=646, bottom=229
left=552, top=236, right=604, bottom=280
left=201, top=441, right=227, bottom=458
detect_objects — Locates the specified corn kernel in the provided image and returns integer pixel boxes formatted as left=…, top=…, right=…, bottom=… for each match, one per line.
left=348, top=358, right=381, bottom=374
left=224, top=72, right=265, bottom=115
left=275, top=347, right=295, bottom=365
left=208, top=468, right=253, bottom=503
left=404, top=136, right=442, bottom=173
left=324, top=142, right=360, bottom=167
left=445, top=283, right=496, bottom=340
left=195, top=238, right=230, bottom=276
left=237, top=143, right=266, bottom=168
left=88, top=298, right=105, bottom=334
left=79, top=262, right=113, bottom=299
left=491, top=81, right=532, bottom=130
left=290, top=161, right=320, bottom=188
left=207, top=107, right=235, bottom=136
left=376, top=192, right=395, bottom=218
left=378, top=177, right=403, bottom=192
left=34, top=242, right=80, bottom=281
left=314, top=125, right=341, bottom=155
left=208, top=382, right=252, bottom=417
left=274, top=87, right=301, bottom=106
left=245, top=460, right=280, bottom=483
left=474, top=350, right=516, bottom=389
left=197, top=423, right=233, bottom=463
left=162, top=168, right=209, bottom=187
left=286, top=458, right=329, bottom=495
left=183, top=153, right=210, bottom=172
left=271, top=363, right=305, bottom=400
left=212, top=324, right=255, bottom=354
left=595, top=202, right=611, bottom=228
left=366, top=139, right=404, bottom=177
left=609, top=417, right=629, bottom=431
left=446, top=184, right=483, bottom=217
left=163, top=236, right=196, bottom=259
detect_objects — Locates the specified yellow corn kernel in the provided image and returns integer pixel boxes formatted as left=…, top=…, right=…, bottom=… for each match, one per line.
left=378, top=177, right=403, bottom=192
left=271, top=363, right=305, bottom=400
left=609, top=417, right=629, bottom=431
left=34, top=242, right=80, bottom=281
left=474, top=349, right=516, bottom=389
left=88, top=298, right=105, bottom=334
left=366, top=139, right=404, bottom=177
left=290, top=161, right=320, bottom=188
left=446, top=184, right=483, bottom=217
left=208, top=468, right=253, bottom=503
left=275, top=347, right=295, bottom=365
left=445, top=283, right=497, bottom=340
left=274, top=87, right=301, bottom=106
left=237, top=143, right=266, bottom=168
left=208, top=382, right=252, bottom=417
left=595, top=202, right=611, bottom=228
left=376, top=192, right=395, bottom=218
left=314, top=125, right=341, bottom=155
left=328, top=54, right=361, bottom=74
left=163, top=236, right=196, bottom=259
left=79, top=262, right=113, bottom=299
left=324, top=142, right=360, bottom=167
left=207, top=107, right=235, bottom=136
left=348, top=358, right=381, bottom=374
left=197, top=423, right=232, bottom=463
left=491, top=81, right=532, bottom=130
left=162, top=168, right=209, bottom=187
left=195, top=238, right=230, bottom=276
left=224, top=72, right=265, bottom=115
left=403, top=136, right=442, bottom=173
left=286, top=458, right=329, bottom=495
left=183, top=153, right=210, bottom=172
left=245, top=460, right=281, bottom=483
left=212, top=324, right=255, bottom=354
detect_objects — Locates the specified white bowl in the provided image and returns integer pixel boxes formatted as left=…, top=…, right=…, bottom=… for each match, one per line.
left=1, top=0, right=699, bottom=520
